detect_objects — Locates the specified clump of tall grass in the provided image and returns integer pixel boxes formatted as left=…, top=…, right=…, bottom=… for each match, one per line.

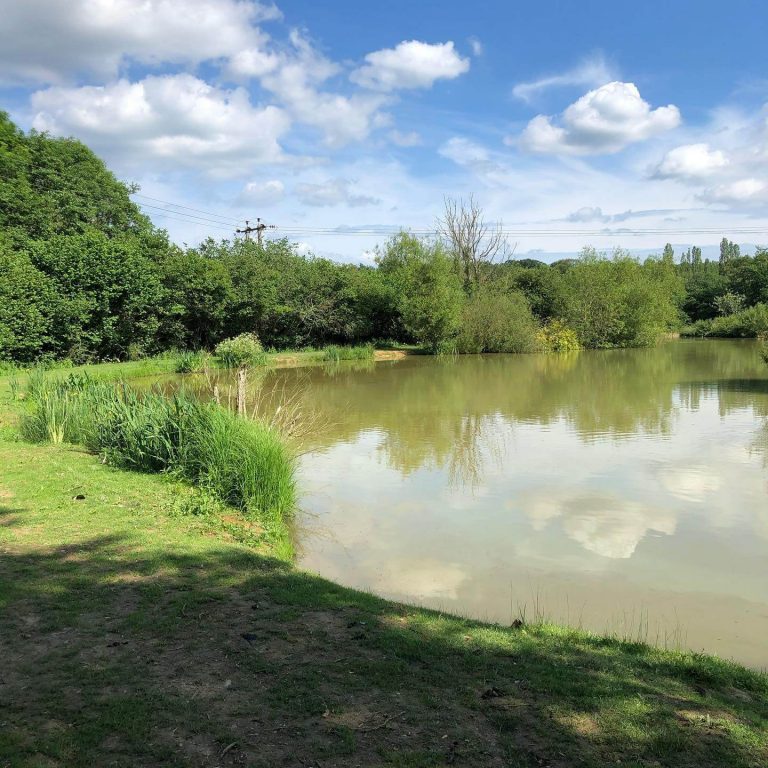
left=215, top=333, right=268, bottom=368
left=175, top=350, right=211, bottom=374
left=322, top=343, right=375, bottom=363
left=0, top=360, right=21, bottom=375
left=20, top=375, right=296, bottom=536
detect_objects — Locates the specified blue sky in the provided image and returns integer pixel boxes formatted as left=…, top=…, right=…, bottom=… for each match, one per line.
left=2, top=0, right=767, bottom=262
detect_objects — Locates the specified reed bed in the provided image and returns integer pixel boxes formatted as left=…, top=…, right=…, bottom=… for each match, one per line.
left=20, top=374, right=296, bottom=532
left=174, top=350, right=211, bottom=374
left=321, top=343, right=375, bottom=363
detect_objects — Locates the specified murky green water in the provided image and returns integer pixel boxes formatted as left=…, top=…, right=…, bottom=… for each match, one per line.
left=172, top=340, right=768, bottom=668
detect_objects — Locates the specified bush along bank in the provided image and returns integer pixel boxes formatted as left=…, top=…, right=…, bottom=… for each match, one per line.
left=681, top=302, right=768, bottom=338
left=19, top=373, right=297, bottom=556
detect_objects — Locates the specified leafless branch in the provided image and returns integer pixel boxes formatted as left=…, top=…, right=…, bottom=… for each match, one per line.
left=438, top=195, right=509, bottom=290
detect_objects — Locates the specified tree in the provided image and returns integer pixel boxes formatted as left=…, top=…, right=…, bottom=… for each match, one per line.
left=0, top=112, right=153, bottom=248
left=691, top=246, right=703, bottom=271
left=662, top=243, right=674, bottom=265
left=399, top=242, right=464, bottom=352
left=558, top=248, right=682, bottom=348
left=720, top=237, right=740, bottom=271
left=157, top=248, right=232, bottom=350
left=0, top=244, right=60, bottom=362
left=438, top=196, right=509, bottom=292
left=30, top=230, right=166, bottom=360
left=714, top=292, right=747, bottom=316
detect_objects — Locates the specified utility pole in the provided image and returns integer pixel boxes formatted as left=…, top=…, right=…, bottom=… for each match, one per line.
left=236, top=217, right=276, bottom=246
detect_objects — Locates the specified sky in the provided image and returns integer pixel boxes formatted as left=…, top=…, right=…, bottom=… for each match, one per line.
left=2, top=0, right=768, bottom=263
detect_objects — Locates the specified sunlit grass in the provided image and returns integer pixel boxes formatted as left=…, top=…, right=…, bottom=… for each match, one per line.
left=19, top=375, right=296, bottom=549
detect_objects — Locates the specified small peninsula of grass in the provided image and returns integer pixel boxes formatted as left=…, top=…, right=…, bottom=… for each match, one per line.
left=1, top=369, right=767, bottom=768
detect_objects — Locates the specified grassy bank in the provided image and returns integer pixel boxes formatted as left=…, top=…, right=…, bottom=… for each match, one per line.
left=0, top=343, right=403, bottom=387
left=1, top=373, right=767, bottom=767
left=16, top=374, right=296, bottom=558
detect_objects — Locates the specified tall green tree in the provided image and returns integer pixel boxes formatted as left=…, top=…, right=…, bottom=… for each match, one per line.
left=662, top=243, right=675, bottom=265
left=0, top=244, right=60, bottom=362
left=380, top=235, right=464, bottom=352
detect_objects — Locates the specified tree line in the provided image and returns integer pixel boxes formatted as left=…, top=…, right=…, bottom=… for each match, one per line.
left=2, top=112, right=767, bottom=364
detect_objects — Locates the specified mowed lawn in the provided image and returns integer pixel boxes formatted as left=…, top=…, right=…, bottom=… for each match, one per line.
left=1, top=425, right=767, bottom=766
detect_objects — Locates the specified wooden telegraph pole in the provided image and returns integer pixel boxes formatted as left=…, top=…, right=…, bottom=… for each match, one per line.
left=236, top=217, right=276, bottom=245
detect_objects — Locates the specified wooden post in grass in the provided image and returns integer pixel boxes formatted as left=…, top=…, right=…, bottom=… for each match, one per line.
left=236, top=367, right=247, bottom=417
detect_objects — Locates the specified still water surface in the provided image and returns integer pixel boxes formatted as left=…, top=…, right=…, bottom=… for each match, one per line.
left=183, top=340, right=768, bottom=667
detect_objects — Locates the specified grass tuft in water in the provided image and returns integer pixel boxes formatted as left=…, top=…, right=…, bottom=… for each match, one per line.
left=174, top=350, right=211, bottom=374
left=322, top=343, right=375, bottom=363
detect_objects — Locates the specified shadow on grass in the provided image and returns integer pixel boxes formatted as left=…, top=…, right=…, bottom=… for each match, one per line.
left=1, top=525, right=766, bottom=768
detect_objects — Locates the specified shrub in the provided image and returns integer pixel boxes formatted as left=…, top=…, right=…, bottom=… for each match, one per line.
left=536, top=320, right=581, bottom=353
left=214, top=333, right=267, bottom=368
left=456, top=290, right=539, bottom=354
left=681, top=303, right=768, bottom=338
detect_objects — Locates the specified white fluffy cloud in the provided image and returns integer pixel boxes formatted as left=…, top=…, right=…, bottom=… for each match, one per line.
left=239, top=179, right=285, bottom=205
left=649, top=105, right=768, bottom=209
left=259, top=31, right=388, bottom=148
left=653, top=143, right=729, bottom=180
left=351, top=40, right=469, bottom=91
left=31, top=74, right=289, bottom=174
left=294, top=178, right=380, bottom=207
left=517, top=81, right=681, bottom=155
left=701, top=178, right=767, bottom=204
left=0, top=0, right=279, bottom=84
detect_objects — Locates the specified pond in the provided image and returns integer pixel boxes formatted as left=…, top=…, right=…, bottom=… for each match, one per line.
left=176, top=340, right=768, bottom=668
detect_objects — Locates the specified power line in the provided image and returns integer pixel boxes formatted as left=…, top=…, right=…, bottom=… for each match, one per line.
left=130, top=191, right=766, bottom=241
left=131, top=193, right=241, bottom=225
left=137, top=201, right=243, bottom=229
left=141, top=210, right=234, bottom=233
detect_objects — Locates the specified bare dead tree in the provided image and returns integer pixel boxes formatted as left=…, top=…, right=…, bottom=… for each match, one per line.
left=438, top=196, right=510, bottom=291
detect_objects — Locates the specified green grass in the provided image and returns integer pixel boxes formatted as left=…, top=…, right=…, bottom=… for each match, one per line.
left=0, top=365, right=767, bottom=767
left=174, top=350, right=211, bottom=374
left=0, top=437, right=766, bottom=767
left=322, top=343, right=376, bottom=362
left=18, top=375, right=296, bottom=555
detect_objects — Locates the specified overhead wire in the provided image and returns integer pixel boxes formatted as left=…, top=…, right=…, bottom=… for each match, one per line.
left=131, top=193, right=241, bottom=225
left=129, top=192, right=766, bottom=240
left=136, top=201, right=243, bottom=229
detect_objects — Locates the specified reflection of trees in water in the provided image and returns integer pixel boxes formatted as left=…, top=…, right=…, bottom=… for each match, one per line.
left=381, top=411, right=508, bottom=490
left=155, top=341, right=768, bottom=488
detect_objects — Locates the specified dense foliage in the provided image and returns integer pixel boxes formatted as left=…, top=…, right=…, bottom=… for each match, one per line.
left=2, top=113, right=768, bottom=364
